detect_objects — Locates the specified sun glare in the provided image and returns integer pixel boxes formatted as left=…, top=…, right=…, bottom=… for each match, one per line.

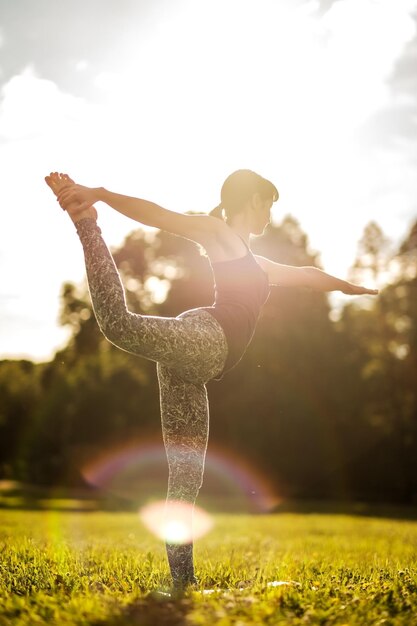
left=139, top=499, right=213, bottom=544
left=1, top=0, right=416, bottom=359
left=163, top=520, right=190, bottom=544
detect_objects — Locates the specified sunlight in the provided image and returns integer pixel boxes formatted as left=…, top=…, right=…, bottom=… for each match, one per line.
left=0, top=0, right=416, bottom=358
left=144, top=277, right=171, bottom=304
left=97, top=0, right=416, bottom=273
left=139, top=499, right=213, bottom=544
left=163, top=519, right=190, bottom=544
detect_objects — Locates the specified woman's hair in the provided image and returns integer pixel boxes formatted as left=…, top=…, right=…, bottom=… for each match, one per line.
left=209, top=169, right=278, bottom=221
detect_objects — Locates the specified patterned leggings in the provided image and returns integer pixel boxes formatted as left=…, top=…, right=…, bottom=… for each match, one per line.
left=75, top=219, right=228, bottom=587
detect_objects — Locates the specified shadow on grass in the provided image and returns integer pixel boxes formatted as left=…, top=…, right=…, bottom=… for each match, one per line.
left=90, top=594, right=193, bottom=626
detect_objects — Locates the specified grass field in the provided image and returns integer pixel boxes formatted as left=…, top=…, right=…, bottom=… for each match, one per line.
left=1, top=508, right=417, bottom=625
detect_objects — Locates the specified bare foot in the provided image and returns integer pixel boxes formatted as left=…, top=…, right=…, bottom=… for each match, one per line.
left=45, top=172, right=97, bottom=223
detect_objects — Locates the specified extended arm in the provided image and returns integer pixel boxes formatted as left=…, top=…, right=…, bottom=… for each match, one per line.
left=57, top=184, right=220, bottom=243
left=254, top=255, right=378, bottom=295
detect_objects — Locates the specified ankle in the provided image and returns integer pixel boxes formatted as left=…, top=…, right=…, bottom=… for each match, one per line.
left=67, top=206, right=97, bottom=224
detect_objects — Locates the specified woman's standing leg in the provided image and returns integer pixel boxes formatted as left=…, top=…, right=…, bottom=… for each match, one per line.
left=157, top=363, right=210, bottom=588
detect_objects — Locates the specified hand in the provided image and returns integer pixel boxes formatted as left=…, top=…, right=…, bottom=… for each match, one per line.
left=57, top=184, right=101, bottom=213
left=341, top=282, right=379, bottom=296
left=45, top=172, right=98, bottom=224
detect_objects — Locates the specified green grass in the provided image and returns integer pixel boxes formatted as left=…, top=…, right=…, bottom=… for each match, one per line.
left=0, top=509, right=417, bottom=625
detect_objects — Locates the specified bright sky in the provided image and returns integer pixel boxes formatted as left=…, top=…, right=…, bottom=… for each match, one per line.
left=1, top=0, right=416, bottom=361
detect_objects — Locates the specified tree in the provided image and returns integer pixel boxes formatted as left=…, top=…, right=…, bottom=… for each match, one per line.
left=338, top=219, right=417, bottom=503
left=2, top=216, right=417, bottom=505
left=207, top=216, right=349, bottom=500
left=0, top=360, right=42, bottom=481
left=349, top=221, right=392, bottom=288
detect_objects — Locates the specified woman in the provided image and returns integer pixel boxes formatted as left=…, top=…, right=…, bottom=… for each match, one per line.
left=45, top=169, right=377, bottom=590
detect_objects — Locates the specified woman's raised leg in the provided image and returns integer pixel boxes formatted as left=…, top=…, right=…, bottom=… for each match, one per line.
left=45, top=173, right=228, bottom=377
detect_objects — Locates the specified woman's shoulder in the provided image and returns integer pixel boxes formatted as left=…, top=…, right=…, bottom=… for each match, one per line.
left=202, top=222, right=249, bottom=263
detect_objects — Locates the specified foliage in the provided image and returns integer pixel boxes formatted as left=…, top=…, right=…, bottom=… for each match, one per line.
left=0, top=216, right=417, bottom=504
left=0, top=360, right=42, bottom=480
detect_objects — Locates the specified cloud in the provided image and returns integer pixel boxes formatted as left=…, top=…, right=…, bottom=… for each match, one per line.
left=0, top=0, right=175, bottom=102
left=311, top=0, right=417, bottom=126
left=0, top=68, right=95, bottom=360
left=386, top=12, right=417, bottom=151
left=1, top=1, right=417, bottom=360
left=390, top=16, right=417, bottom=96
left=0, top=66, right=88, bottom=141
left=356, top=10, right=417, bottom=165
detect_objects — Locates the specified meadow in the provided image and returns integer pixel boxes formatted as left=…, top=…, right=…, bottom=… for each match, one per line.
left=0, top=508, right=416, bottom=625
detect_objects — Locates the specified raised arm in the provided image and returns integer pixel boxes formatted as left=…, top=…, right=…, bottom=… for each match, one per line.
left=254, top=255, right=378, bottom=296
left=56, top=182, right=220, bottom=243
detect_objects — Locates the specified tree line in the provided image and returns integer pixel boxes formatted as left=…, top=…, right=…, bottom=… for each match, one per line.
left=1, top=215, right=416, bottom=506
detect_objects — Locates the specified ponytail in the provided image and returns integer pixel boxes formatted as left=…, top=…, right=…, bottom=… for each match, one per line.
left=209, top=204, right=225, bottom=220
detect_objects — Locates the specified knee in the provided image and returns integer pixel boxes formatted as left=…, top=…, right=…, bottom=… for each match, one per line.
left=98, top=320, right=119, bottom=344
left=99, top=319, right=131, bottom=353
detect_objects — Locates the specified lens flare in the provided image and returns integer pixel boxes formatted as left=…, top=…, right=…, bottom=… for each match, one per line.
left=164, top=520, right=188, bottom=544
left=139, top=499, right=213, bottom=544
left=202, top=443, right=281, bottom=512
left=81, top=437, right=282, bottom=512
